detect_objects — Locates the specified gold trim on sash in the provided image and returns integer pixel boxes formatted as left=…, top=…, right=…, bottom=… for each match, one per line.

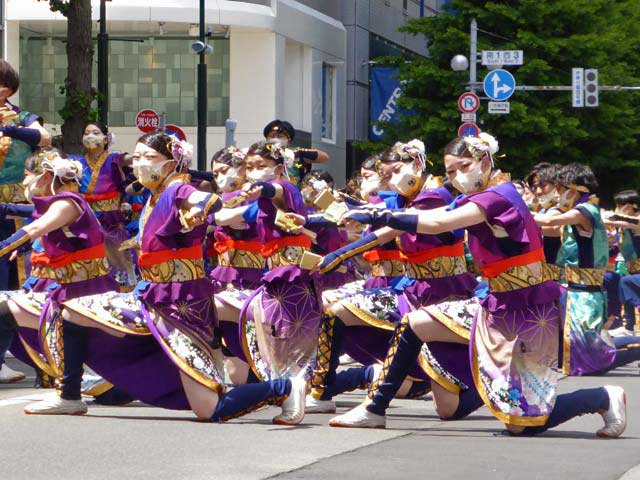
left=266, top=246, right=309, bottom=269
left=139, top=257, right=205, bottom=283
left=370, top=260, right=405, bottom=278
left=404, top=255, right=467, bottom=280
left=87, top=195, right=120, bottom=212
left=0, top=183, right=26, bottom=203
left=218, top=249, right=265, bottom=269
left=564, top=266, right=605, bottom=287
left=485, top=261, right=553, bottom=293
left=31, top=257, right=110, bottom=284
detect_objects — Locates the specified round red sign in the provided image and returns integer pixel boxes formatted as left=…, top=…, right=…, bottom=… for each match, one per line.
left=135, top=109, right=160, bottom=133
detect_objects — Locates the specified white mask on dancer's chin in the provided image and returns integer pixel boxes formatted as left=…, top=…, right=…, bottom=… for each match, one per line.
left=216, top=166, right=243, bottom=193
left=451, top=161, right=487, bottom=194
left=558, top=190, right=577, bottom=212
left=133, top=159, right=175, bottom=189
left=537, top=189, right=557, bottom=209
left=83, top=134, right=105, bottom=150
left=360, top=176, right=382, bottom=200
left=389, top=163, right=422, bottom=197
left=246, top=166, right=278, bottom=183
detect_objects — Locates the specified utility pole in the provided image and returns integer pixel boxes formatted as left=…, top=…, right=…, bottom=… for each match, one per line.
left=97, top=0, right=108, bottom=124
left=197, top=0, right=207, bottom=171
left=469, top=19, right=478, bottom=95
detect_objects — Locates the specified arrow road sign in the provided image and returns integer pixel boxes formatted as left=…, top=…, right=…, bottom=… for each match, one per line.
left=483, top=69, right=516, bottom=101
left=458, top=123, right=479, bottom=138
left=458, top=92, right=480, bottom=113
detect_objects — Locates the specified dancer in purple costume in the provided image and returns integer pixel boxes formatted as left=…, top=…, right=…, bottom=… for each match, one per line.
left=61, top=133, right=306, bottom=424
left=0, top=151, right=124, bottom=414
left=329, top=134, right=627, bottom=439
left=303, top=140, right=476, bottom=414
left=227, top=140, right=323, bottom=382
left=68, top=122, right=137, bottom=289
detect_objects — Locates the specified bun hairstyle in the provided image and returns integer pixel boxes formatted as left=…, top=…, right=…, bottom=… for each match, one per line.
left=443, top=137, right=474, bottom=158
left=247, top=140, right=294, bottom=166
left=301, top=169, right=335, bottom=190
left=210, top=146, right=247, bottom=169
left=25, top=147, right=66, bottom=174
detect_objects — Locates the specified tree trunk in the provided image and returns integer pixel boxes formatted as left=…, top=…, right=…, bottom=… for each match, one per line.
left=61, top=0, right=94, bottom=154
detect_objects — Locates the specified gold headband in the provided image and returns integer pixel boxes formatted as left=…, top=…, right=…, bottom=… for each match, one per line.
left=565, top=183, right=591, bottom=193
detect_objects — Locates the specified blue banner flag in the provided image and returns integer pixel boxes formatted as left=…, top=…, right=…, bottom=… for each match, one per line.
left=370, top=67, right=403, bottom=141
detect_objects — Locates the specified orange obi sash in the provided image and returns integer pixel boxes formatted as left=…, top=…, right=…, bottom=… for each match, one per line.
left=214, top=236, right=311, bottom=259
left=479, top=248, right=552, bottom=293
left=30, top=243, right=109, bottom=283
left=401, top=242, right=465, bottom=264
left=401, top=242, right=467, bottom=280
left=83, top=191, right=120, bottom=212
left=138, top=245, right=205, bottom=283
left=212, top=239, right=265, bottom=269
left=362, top=249, right=404, bottom=263
left=138, top=245, right=202, bottom=267
left=480, top=248, right=545, bottom=279
left=31, top=243, right=106, bottom=269
left=362, top=249, right=405, bottom=278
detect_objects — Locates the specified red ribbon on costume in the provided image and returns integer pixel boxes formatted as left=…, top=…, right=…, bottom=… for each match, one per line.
left=30, top=243, right=106, bottom=269
left=480, top=247, right=545, bottom=279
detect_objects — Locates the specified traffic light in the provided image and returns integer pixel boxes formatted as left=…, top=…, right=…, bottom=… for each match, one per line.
left=584, top=69, right=599, bottom=107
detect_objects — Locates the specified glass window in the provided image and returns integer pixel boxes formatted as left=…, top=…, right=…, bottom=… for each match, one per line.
left=321, top=62, right=335, bottom=142
left=19, top=33, right=229, bottom=128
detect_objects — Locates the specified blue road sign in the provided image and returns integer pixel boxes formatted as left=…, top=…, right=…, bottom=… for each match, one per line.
left=458, top=123, right=479, bottom=138
left=483, top=69, right=516, bottom=101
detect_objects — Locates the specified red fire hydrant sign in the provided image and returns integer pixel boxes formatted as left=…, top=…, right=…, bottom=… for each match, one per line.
left=136, top=109, right=160, bottom=133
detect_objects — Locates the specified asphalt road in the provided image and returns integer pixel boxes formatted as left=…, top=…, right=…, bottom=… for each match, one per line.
left=1, top=357, right=639, bottom=480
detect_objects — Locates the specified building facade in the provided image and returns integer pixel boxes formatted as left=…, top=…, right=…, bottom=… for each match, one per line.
left=4, top=0, right=437, bottom=183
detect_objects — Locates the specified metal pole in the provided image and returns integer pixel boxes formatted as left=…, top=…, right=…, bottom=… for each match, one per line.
left=420, top=0, right=424, bottom=17
left=0, top=0, right=5, bottom=59
left=97, top=0, right=109, bottom=125
left=197, top=0, right=207, bottom=171
left=469, top=19, right=477, bottom=95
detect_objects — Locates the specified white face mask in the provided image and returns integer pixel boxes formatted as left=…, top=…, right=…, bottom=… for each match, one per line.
left=246, top=166, right=278, bottom=183
left=537, top=189, right=557, bottom=208
left=215, top=166, right=244, bottom=193
left=360, top=176, right=382, bottom=200
left=24, top=173, right=45, bottom=202
left=558, top=190, right=576, bottom=212
left=83, top=134, right=105, bottom=150
left=389, top=163, right=421, bottom=197
left=133, top=159, right=174, bottom=189
left=451, top=161, right=486, bottom=194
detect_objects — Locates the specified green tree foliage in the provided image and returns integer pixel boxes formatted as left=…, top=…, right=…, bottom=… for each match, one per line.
left=369, top=0, right=640, bottom=201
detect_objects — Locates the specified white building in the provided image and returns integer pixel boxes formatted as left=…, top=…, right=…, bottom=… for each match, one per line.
left=4, top=0, right=437, bottom=183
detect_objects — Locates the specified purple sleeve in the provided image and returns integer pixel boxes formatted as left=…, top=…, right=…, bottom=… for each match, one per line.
left=276, top=180, right=308, bottom=215
left=460, top=190, right=530, bottom=244
left=155, top=183, right=198, bottom=238
left=411, top=190, right=448, bottom=211
left=107, top=152, right=126, bottom=191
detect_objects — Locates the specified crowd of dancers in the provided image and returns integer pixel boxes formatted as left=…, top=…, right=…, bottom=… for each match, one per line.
left=0, top=58, right=636, bottom=438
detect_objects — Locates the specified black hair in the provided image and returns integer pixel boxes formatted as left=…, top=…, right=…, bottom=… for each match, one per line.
left=443, top=137, right=473, bottom=158
left=557, top=163, right=598, bottom=194
left=360, top=154, right=379, bottom=171
left=85, top=121, right=108, bottom=136
left=137, top=131, right=174, bottom=159
left=614, top=190, right=640, bottom=208
left=378, top=142, right=421, bottom=165
left=247, top=140, right=288, bottom=165
left=301, top=169, right=335, bottom=189
left=525, top=162, right=561, bottom=188
left=210, top=147, right=244, bottom=169
left=263, top=120, right=295, bottom=142
left=0, top=60, right=19, bottom=94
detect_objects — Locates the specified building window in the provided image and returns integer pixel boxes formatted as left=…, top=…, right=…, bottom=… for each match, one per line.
left=321, top=62, right=335, bottom=142
left=19, top=34, right=229, bottom=128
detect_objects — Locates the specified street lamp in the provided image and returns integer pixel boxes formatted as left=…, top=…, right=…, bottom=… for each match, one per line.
left=194, top=0, right=213, bottom=171
left=450, top=54, right=469, bottom=72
